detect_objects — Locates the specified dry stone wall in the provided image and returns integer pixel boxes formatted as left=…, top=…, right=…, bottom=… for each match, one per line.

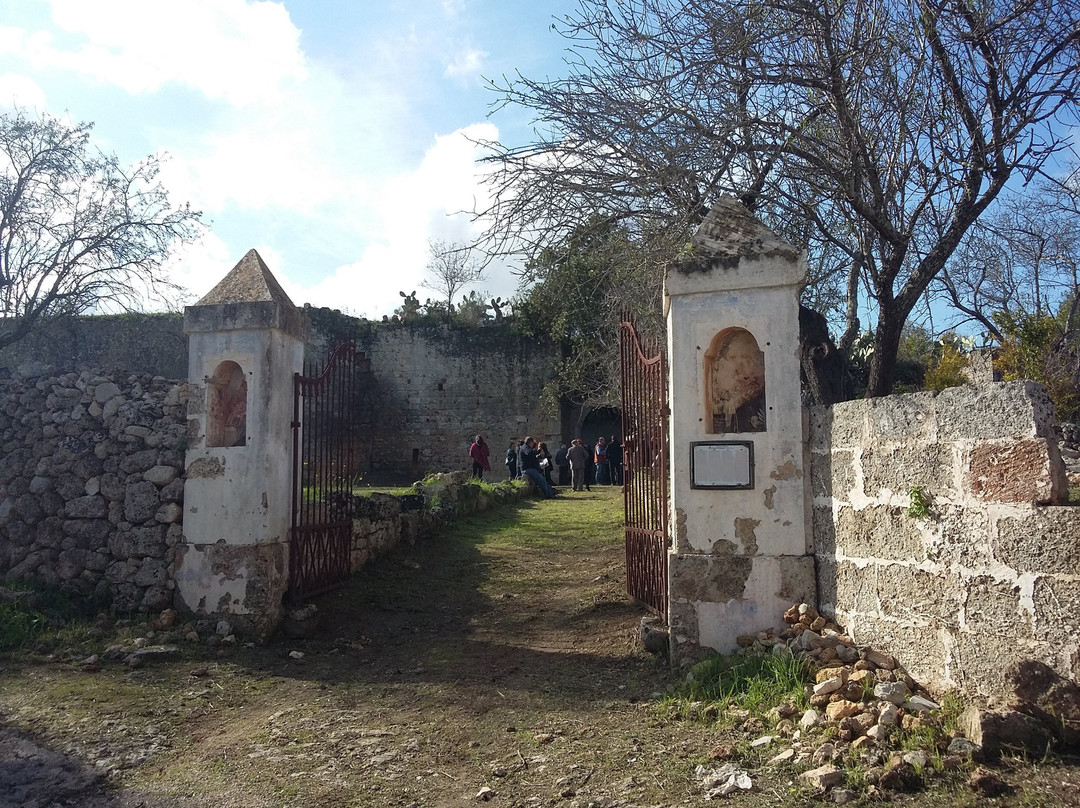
left=2, top=313, right=564, bottom=482
left=347, top=472, right=525, bottom=573
left=809, top=381, right=1080, bottom=699
left=0, top=365, right=188, bottom=611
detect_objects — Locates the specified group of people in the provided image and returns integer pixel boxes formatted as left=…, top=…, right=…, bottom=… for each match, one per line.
left=468, top=433, right=624, bottom=498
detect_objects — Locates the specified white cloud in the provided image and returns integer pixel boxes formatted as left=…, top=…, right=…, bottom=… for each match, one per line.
left=297, top=122, right=519, bottom=318
left=0, top=73, right=46, bottom=111
left=444, top=48, right=486, bottom=78
left=11, top=0, right=306, bottom=106
left=164, top=231, right=236, bottom=307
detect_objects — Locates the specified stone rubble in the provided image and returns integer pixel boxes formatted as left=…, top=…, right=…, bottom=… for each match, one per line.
left=0, top=365, right=188, bottom=612
left=701, top=602, right=1078, bottom=800
left=714, top=601, right=982, bottom=799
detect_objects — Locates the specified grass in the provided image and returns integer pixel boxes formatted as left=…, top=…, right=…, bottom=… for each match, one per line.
left=895, top=693, right=965, bottom=756
left=0, top=579, right=96, bottom=654
left=352, top=484, right=418, bottom=497
left=663, top=650, right=813, bottom=723
left=4, top=488, right=1080, bottom=807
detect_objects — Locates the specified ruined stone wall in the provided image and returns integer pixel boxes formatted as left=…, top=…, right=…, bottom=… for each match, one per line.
left=0, top=366, right=189, bottom=611
left=2, top=313, right=563, bottom=482
left=810, top=381, right=1079, bottom=699
left=345, top=322, right=561, bottom=479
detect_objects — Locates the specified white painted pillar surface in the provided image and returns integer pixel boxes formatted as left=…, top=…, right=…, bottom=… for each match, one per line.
left=664, top=198, right=816, bottom=661
left=174, top=250, right=307, bottom=639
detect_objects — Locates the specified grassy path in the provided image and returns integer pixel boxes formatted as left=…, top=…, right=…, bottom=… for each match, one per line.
left=1, top=488, right=714, bottom=808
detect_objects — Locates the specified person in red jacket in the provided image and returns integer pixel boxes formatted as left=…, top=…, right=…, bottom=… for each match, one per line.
left=469, top=435, right=491, bottom=480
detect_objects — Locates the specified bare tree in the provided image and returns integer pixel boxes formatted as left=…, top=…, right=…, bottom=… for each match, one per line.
left=0, top=110, right=202, bottom=351
left=937, top=190, right=1080, bottom=339
left=420, top=239, right=486, bottom=312
left=477, top=0, right=1080, bottom=398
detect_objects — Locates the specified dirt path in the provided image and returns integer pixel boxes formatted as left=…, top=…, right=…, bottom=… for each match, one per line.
left=1, top=488, right=715, bottom=808
left=2, top=486, right=1079, bottom=807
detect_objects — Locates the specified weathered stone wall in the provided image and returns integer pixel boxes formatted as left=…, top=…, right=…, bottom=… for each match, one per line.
left=810, top=381, right=1079, bottom=699
left=0, top=366, right=189, bottom=611
left=1, top=313, right=564, bottom=481
left=0, top=361, right=527, bottom=619
left=342, top=322, right=561, bottom=479
left=0, top=313, right=188, bottom=379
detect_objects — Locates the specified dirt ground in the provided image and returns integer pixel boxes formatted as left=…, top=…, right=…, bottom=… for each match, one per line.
left=1, top=487, right=1079, bottom=808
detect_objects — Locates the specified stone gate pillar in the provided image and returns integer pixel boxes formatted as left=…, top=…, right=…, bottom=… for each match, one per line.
left=665, top=197, right=815, bottom=662
left=174, top=249, right=307, bottom=639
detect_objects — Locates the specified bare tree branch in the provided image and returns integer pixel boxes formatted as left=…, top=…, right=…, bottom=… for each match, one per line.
left=0, top=110, right=202, bottom=351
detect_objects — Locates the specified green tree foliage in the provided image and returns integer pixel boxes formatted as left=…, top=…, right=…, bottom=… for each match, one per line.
left=993, top=306, right=1080, bottom=421
left=0, top=110, right=201, bottom=350
left=515, top=218, right=662, bottom=415
left=922, top=344, right=969, bottom=392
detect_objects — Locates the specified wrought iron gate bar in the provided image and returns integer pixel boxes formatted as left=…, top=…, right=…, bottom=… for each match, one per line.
left=619, top=313, right=669, bottom=621
left=289, top=340, right=364, bottom=602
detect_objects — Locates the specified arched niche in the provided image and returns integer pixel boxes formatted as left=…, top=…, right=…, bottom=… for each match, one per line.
left=207, top=360, right=248, bottom=447
left=704, top=327, right=766, bottom=434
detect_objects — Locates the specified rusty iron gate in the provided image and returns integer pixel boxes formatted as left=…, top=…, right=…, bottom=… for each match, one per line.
left=619, top=314, right=669, bottom=621
left=290, top=340, right=368, bottom=601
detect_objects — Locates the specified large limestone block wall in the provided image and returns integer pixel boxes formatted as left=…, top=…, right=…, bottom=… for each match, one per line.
left=0, top=366, right=189, bottom=610
left=810, top=381, right=1078, bottom=698
left=344, top=323, right=561, bottom=478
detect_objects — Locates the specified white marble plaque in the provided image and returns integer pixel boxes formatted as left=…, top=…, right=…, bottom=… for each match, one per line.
left=691, top=441, right=754, bottom=489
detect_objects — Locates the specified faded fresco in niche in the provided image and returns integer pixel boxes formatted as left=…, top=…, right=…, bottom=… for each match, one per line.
left=207, top=360, right=248, bottom=447
left=706, top=328, right=766, bottom=433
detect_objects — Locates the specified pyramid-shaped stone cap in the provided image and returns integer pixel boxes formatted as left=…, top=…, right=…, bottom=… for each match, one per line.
left=197, top=248, right=296, bottom=306
left=184, top=249, right=308, bottom=339
left=666, top=196, right=805, bottom=295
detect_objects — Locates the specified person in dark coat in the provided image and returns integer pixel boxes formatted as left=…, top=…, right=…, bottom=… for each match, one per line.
left=505, top=441, right=518, bottom=480
left=537, top=441, right=555, bottom=486
left=554, top=443, right=570, bottom=486
left=519, top=436, right=556, bottom=498
left=516, top=439, right=529, bottom=480
left=607, top=436, right=623, bottom=485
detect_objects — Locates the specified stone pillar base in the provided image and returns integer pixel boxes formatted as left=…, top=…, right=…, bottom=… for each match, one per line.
left=668, top=553, right=815, bottom=663
left=172, top=541, right=287, bottom=641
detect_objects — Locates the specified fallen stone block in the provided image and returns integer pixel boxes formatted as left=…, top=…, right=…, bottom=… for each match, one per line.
left=958, top=706, right=1055, bottom=758
left=799, top=764, right=844, bottom=791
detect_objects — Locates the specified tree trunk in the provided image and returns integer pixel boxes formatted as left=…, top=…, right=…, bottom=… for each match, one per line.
left=866, top=310, right=905, bottom=398
left=798, top=305, right=846, bottom=405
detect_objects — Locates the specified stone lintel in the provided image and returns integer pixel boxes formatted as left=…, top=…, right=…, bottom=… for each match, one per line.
left=184, top=300, right=308, bottom=340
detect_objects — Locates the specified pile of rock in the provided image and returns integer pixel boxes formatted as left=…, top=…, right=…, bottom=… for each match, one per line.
left=711, top=601, right=1080, bottom=800
left=724, top=603, right=978, bottom=798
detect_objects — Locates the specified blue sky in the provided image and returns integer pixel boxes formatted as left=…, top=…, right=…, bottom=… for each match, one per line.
left=0, top=0, right=578, bottom=318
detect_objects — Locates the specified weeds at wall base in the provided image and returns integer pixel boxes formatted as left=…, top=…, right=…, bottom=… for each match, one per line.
left=0, top=579, right=93, bottom=653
